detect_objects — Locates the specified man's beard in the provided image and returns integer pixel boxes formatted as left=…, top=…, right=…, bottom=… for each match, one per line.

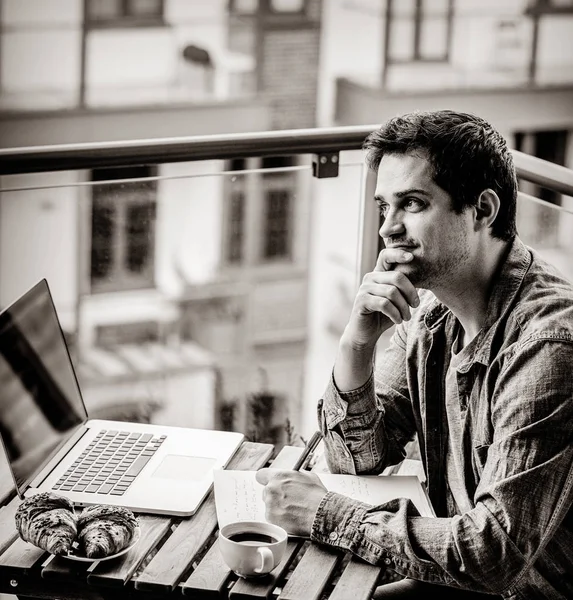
left=393, top=255, right=462, bottom=290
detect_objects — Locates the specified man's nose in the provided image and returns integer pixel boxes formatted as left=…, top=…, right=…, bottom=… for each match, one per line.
left=378, top=211, right=405, bottom=238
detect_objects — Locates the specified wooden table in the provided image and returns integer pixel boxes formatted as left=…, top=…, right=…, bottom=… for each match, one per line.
left=0, top=441, right=386, bottom=600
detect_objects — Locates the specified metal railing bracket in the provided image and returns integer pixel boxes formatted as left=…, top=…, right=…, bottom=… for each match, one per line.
left=312, top=152, right=339, bottom=178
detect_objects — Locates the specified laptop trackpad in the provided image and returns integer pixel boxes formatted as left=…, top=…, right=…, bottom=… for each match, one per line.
left=152, top=455, right=217, bottom=481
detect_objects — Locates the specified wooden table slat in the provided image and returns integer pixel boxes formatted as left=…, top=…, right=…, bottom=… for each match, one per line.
left=269, top=446, right=305, bottom=469
left=0, top=496, right=21, bottom=555
left=229, top=539, right=303, bottom=600
left=41, top=552, right=93, bottom=582
left=135, top=498, right=217, bottom=593
left=277, top=543, right=342, bottom=600
left=0, top=537, right=46, bottom=572
left=88, top=515, right=172, bottom=587
left=3, top=576, right=129, bottom=600
left=327, top=558, right=384, bottom=600
left=181, top=538, right=231, bottom=597
left=134, top=442, right=274, bottom=594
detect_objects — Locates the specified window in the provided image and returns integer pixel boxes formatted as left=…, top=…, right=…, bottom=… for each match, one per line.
left=226, top=159, right=247, bottom=264
left=86, top=0, right=164, bottom=26
left=227, top=191, right=246, bottom=263
left=269, top=0, right=306, bottom=12
left=230, top=0, right=259, bottom=13
left=532, top=0, right=573, bottom=10
left=261, top=156, right=294, bottom=261
left=263, top=189, right=291, bottom=259
left=90, top=166, right=157, bottom=292
left=224, top=156, right=295, bottom=265
left=229, top=0, right=306, bottom=15
left=387, top=0, right=453, bottom=63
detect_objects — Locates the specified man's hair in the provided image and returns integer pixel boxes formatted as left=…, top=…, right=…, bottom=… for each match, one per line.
left=363, top=110, right=518, bottom=241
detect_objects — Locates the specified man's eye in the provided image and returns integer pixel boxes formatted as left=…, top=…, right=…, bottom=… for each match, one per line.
left=405, top=198, right=424, bottom=211
left=377, top=204, right=388, bottom=216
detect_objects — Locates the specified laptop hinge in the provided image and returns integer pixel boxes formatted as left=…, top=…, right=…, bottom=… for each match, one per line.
left=26, top=426, right=88, bottom=494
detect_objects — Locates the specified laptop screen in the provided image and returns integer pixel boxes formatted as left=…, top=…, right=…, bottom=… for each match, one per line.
left=0, top=279, right=87, bottom=495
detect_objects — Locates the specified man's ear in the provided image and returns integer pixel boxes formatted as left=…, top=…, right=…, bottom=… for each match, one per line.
left=474, top=189, right=500, bottom=231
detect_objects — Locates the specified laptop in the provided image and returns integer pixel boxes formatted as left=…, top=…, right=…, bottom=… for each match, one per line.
left=0, top=278, right=245, bottom=516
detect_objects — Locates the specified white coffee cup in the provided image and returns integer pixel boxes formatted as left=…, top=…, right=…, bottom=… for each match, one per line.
left=218, top=521, right=288, bottom=578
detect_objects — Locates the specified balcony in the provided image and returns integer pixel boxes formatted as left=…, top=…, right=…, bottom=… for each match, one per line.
left=0, top=126, right=572, bottom=501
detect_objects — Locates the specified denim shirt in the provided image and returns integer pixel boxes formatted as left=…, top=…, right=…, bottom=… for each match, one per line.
left=313, top=237, right=573, bottom=599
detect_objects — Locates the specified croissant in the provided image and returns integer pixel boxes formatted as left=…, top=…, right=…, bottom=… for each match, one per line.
left=77, top=505, right=138, bottom=558
left=15, top=492, right=77, bottom=555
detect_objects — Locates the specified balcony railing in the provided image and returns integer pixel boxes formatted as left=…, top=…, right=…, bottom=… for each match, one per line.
left=0, top=126, right=571, bottom=462
left=1, top=125, right=572, bottom=278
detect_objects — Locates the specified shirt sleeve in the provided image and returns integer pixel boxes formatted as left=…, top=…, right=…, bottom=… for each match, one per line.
left=312, top=337, right=573, bottom=596
left=317, top=322, right=418, bottom=476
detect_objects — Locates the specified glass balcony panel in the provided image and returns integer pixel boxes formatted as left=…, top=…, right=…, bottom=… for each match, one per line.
left=517, top=191, right=573, bottom=282
left=1, top=148, right=570, bottom=450
left=0, top=155, right=366, bottom=448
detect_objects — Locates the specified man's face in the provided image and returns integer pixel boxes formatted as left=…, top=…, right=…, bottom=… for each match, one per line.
left=374, top=151, right=475, bottom=290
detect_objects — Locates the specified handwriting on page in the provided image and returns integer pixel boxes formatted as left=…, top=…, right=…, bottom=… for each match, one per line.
left=318, top=473, right=432, bottom=516
left=318, top=474, right=379, bottom=502
left=214, top=470, right=267, bottom=528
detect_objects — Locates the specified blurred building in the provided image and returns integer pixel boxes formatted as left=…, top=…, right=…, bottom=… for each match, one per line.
left=1, top=0, right=571, bottom=443
left=0, top=0, right=322, bottom=440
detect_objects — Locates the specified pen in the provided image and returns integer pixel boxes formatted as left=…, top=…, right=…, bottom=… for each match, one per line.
left=292, top=430, right=323, bottom=472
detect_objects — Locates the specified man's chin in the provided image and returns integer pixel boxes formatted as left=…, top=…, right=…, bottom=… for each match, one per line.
left=392, top=263, right=426, bottom=287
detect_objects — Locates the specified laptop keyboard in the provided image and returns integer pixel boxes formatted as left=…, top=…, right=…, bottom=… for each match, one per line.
left=53, top=429, right=166, bottom=496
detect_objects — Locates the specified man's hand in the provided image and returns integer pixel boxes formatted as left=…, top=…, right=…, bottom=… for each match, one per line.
left=343, top=248, right=420, bottom=350
left=255, top=469, right=328, bottom=537
left=332, top=248, right=420, bottom=391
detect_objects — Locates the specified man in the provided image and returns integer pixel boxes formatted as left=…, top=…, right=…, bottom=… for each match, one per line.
left=256, top=110, right=573, bottom=598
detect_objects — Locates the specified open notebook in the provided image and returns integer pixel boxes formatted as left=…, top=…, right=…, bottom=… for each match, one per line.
left=214, top=469, right=435, bottom=536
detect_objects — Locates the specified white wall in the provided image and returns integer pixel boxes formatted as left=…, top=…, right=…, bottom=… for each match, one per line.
left=317, top=0, right=385, bottom=126
left=169, top=0, right=227, bottom=56
left=78, top=290, right=179, bottom=349
left=155, top=160, right=225, bottom=296
left=536, top=15, right=573, bottom=85
left=0, top=172, right=80, bottom=331
left=87, top=28, right=176, bottom=89
left=0, top=0, right=81, bottom=104
left=0, top=0, right=245, bottom=109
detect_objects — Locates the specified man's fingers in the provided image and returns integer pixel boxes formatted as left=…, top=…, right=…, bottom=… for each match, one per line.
left=369, top=271, right=419, bottom=309
left=255, top=468, right=271, bottom=486
left=371, top=295, right=404, bottom=324
left=374, top=248, right=414, bottom=272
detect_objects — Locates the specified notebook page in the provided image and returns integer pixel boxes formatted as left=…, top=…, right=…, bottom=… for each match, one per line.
left=213, top=470, right=434, bottom=532
left=317, top=473, right=434, bottom=517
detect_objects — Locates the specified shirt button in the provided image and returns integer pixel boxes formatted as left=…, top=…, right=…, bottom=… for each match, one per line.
left=384, top=557, right=392, bottom=565
left=336, top=408, right=344, bottom=416
left=329, top=531, right=338, bottom=541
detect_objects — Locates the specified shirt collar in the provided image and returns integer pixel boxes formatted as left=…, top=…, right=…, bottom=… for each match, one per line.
left=423, top=237, right=531, bottom=366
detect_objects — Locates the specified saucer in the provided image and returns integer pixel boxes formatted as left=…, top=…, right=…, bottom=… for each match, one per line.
left=62, top=528, right=140, bottom=562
